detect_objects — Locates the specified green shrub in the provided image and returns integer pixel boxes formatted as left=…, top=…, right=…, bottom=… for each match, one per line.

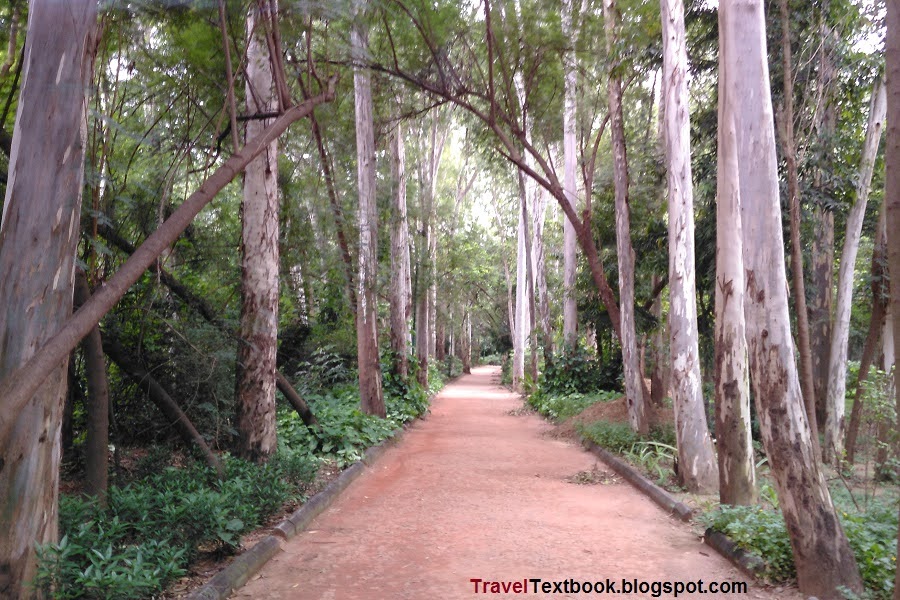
left=36, top=450, right=318, bottom=599
left=700, top=505, right=794, bottom=582
left=577, top=421, right=641, bottom=453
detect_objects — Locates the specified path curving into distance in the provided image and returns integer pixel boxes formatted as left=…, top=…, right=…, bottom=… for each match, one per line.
left=234, top=366, right=799, bottom=599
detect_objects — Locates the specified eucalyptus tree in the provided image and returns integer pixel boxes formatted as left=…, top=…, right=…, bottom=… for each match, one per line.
left=719, top=0, right=862, bottom=595
left=235, top=0, right=281, bottom=461
left=824, top=78, right=887, bottom=465
left=389, top=120, right=412, bottom=378
left=351, top=0, right=385, bottom=416
left=659, top=0, right=718, bottom=493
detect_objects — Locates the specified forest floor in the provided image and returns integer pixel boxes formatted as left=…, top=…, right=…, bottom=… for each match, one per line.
left=233, top=366, right=802, bottom=599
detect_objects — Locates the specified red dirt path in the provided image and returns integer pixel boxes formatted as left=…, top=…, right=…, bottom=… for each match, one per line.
left=234, top=366, right=800, bottom=599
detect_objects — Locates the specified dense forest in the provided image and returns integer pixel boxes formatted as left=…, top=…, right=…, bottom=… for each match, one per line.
left=0, top=0, right=898, bottom=598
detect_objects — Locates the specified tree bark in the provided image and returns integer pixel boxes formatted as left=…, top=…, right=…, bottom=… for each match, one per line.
left=390, top=121, right=411, bottom=379
left=884, top=13, right=900, bottom=591
left=0, top=80, right=336, bottom=447
left=0, top=2, right=98, bottom=595
left=513, top=174, right=531, bottom=391
left=721, top=1, right=863, bottom=595
left=531, top=186, right=552, bottom=361
left=714, top=39, right=756, bottom=506
left=352, top=0, right=385, bottom=417
left=778, top=0, right=819, bottom=454
left=102, top=333, right=223, bottom=478
left=602, top=0, right=648, bottom=434
left=660, top=0, right=718, bottom=493
left=561, top=0, right=579, bottom=346
left=461, top=309, right=472, bottom=374
left=824, top=79, right=887, bottom=465
left=235, top=0, right=280, bottom=462
left=845, top=208, right=887, bottom=464
left=73, top=269, right=109, bottom=506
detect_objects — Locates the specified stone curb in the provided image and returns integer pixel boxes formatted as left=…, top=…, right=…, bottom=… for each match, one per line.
left=702, top=528, right=766, bottom=579
left=581, top=439, right=694, bottom=522
left=184, top=426, right=410, bottom=600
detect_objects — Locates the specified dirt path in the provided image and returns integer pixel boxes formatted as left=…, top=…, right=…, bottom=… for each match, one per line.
left=235, top=367, right=800, bottom=599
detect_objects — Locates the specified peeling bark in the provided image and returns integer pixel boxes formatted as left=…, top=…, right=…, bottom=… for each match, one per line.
left=235, top=0, right=281, bottom=462
left=0, top=2, right=99, bottom=595
left=352, top=0, right=385, bottom=416
left=721, top=1, right=863, bottom=595
left=660, top=0, right=718, bottom=493
left=389, top=121, right=411, bottom=379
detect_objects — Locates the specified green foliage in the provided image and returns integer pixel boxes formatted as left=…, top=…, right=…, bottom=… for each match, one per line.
left=36, top=452, right=318, bottom=599
left=701, top=497, right=899, bottom=598
left=542, top=344, right=621, bottom=394
left=527, top=390, right=619, bottom=421
left=623, top=441, right=676, bottom=486
left=577, top=421, right=641, bottom=453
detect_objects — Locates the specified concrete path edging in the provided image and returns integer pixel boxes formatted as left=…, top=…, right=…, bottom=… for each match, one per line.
left=581, top=439, right=694, bottom=522
left=184, top=425, right=409, bottom=600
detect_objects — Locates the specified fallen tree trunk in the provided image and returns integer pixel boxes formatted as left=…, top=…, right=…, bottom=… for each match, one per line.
left=97, top=224, right=318, bottom=429
left=102, top=332, right=224, bottom=478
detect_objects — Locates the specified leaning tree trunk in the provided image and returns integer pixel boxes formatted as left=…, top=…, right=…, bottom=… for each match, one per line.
left=561, top=0, right=579, bottom=346
left=660, top=0, right=719, bottom=494
left=0, top=3, right=98, bottom=596
left=73, top=269, right=110, bottom=506
left=389, top=121, right=411, bottom=379
left=845, top=208, right=888, bottom=464
left=603, top=0, right=648, bottom=434
left=778, top=0, right=819, bottom=453
left=884, top=11, right=900, bottom=594
left=352, top=0, right=385, bottom=417
left=235, top=0, right=281, bottom=462
left=825, top=78, right=887, bottom=465
left=721, top=1, right=863, bottom=596
left=713, top=34, right=755, bottom=505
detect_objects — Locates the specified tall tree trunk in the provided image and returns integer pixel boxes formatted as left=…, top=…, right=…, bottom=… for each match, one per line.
left=845, top=208, right=887, bottom=464
left=532, top=186, right=552, bottom=360
left=561, top=0, right=579, bottom=346
left=73, top=269, right=109, bottom=506
left=235, top=0, right=280, bottom=462
left=810, top=17, right=836, bottom=432
left=513, top=176, right=531, bottom=392
left=352, top=0, right=385, bottom=416
left=721, top=1, right=863, bottom=596
left=0, top=3, right=98, bottom=596
left=884, top=13, right=900, bottom=591
left=389, top=121, right=411, bottom=379
left=714, top=34, right=755, bottom=505
left=660, top=0, right=718, bottom=493
left=824, top=79, right=887, bottom=465
left=461, top=309, right=472, bottom=374
left=778, top=0, right=818, bottom=453
left=602, top=0, right=648, bottom=434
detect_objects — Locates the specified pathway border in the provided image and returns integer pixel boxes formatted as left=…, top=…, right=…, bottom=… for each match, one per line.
left=185, top=428, right=407, bottom=600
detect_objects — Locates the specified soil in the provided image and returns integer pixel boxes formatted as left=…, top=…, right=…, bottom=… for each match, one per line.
left=551, top=394, right=674, bottom=441
left=234, top=366, right=802, bottom=599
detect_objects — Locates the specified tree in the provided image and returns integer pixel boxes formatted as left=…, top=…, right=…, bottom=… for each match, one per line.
left=0, top=2, right=99, bottom=595
left=390, top=120, right=412, bottom=379
left=602, top=0, right=648, bottom=434
left=235, top=0, right=281, bottom=462
left=720, top=0, right=862, bottom=595
left=659, top=0, right=718, bottom=494
left=883, top=3, right=900, bottom=595
left=352, top=0, right=385, bottom=417
left=561, top=0, right=579, bottom=346
left=824, top=78, right=887, bottom=465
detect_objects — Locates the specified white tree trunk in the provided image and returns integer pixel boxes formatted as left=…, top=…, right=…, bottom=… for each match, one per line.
left=824, top=79, right=887, bottom=464
left=721, top=1, right=863, bottom=595
left=235, top=1, right=280, bottom=462
left=513, top=183, right=531, bottom=392
left=351, top=0, right=384, bottom=416
left=562, top=0, right=578, bottom=346
left=389, top=121, right=411, bottom=378
left=532, top=186, right=551, bottom=357
left=602, top=0, right=648, bottom=434
left=0, top=1, right=98, bottom=594
left=660, top=0, right=719, bottom=493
